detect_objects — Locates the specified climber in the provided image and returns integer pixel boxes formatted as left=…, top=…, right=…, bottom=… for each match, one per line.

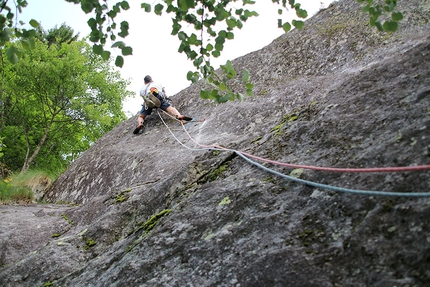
left=133, top=75, right=192, bottom=134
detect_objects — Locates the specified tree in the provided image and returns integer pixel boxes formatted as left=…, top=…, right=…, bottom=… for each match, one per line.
left=1, top=0, right=404, bottom=104
left=36, top=23, right=80, bottom=47
left=1, top=37, right=130, bottom=173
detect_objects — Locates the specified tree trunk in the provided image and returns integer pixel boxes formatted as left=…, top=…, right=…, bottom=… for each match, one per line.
left=20, top=118, right=54, bottom=174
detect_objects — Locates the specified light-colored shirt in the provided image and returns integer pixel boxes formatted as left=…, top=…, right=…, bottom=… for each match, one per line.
left=139, top=82, right=165, bottom=98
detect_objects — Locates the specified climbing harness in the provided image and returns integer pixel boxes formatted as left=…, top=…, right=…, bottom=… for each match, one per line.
left=156, top=110, right=430, bottom=197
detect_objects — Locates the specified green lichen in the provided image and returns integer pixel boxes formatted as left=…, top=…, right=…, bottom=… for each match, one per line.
left=208, top=161, right=230, bottom=181
left=115, top=189, right=131, bottom=203
left=263, top=176, right=275, bottom=183
left=126, top=210, right=171, bottom=252
left=61, top=214, right=73, bottom=225
left=251, top=136, right=262, bottom=144
left=204, top=233, right=215, bottom=241
left=219, top=196, right=231, bottom=205
left=270, top=110, right=301, bottom=136
left=83, top=238, right=96, bottom=250
left=139, top=209, right=171, bottom=233
left=51, top=233, right=61, bottom=238
left=290, top=168, right=304, bottom=178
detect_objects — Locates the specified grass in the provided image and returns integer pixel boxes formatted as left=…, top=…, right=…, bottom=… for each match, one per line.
left=0, top=181, right=33, bottom=204
left=0, top=169, right=57, bottom=204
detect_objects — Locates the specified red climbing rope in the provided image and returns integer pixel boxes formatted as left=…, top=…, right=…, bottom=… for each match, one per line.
left=160, top=109, right=430, bottom=173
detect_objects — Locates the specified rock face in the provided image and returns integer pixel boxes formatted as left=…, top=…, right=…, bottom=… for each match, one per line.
left=1, top=0, right=430, bottom=286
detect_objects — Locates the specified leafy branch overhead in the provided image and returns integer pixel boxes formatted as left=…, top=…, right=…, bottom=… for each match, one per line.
left=2, top=0, right=404, bottom=103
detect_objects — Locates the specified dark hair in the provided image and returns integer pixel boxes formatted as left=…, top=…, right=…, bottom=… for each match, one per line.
left=144, top=75, right=152, bottom=84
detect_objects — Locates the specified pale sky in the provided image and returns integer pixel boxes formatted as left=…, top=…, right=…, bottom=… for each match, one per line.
left=20, top=0, right=334, bottom=117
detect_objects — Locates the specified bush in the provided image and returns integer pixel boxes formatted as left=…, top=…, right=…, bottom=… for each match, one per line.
left=0, top=180, right=33, bottom=204
left=0, top=169, right=57, bottom=204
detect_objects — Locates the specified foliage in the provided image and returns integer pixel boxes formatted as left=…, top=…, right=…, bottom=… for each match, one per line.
left=356, top=0, right=404, bottom=32
left=0, top=30, right=130, bottom=173
left=10, top=169, right=56, bottom=191
left=0, top=0, right=39, bottom=63
left=0, top=169, right=57, bottom=204
left=0, top=177, right=33, bottom=204
left=35, top=23, right=80, bottom=47
left=1, top=0, right=404, bottom=104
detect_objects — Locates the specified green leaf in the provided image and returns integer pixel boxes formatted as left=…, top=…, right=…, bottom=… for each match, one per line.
left=0, top=29, right=11, bottom=43
left=115, top=55, right=124, bottom=67
left=178, top=31, right=187, bottom=41
left=384, top=2, right=395, bottom=12
left=244, top=10, right=258, bottom=18
left=120, top=20, right=129, bottom=31
left=362, top=5, right=370, bottom=13
left=210, top=89, right=220, bottom=100
left=178, top=0, right=195, bottom=10
left=111, top=41, right=126, bottom=48
left=81, top=2, right=94, bottom=13
left=392, top=12, right=403, bottom=21
left=296, top=8, right=308, bottom=18
left=375, top=21, right=384, bottom=31
left=154, top=3, right=164, bottom=15
left=20, top=38, right=35, bottom=50
left=87, top=18, right=97, bottom=29
left=122, top=46, right=133, bottom=56
left=212, top=48, right=222, bottom=57
left=21, top=40, right=30, bottom=50
left=242, top=70, right=250, bottom=82
left=28, top=29, right=36, bottom=38
left=172, top=22, right=181, bottom=35
left=282, top=22, right=292, bottom=33
left=101, top=50, right=111, bottom=61
left=120, top=1, right=130, bottom=10
left=93, top=44, right=104, bottom=55
left=29, top=19, right=39, bottom=28
left=5, top=46, right=19, bottom=64
left=246, top=83, right=254, bottom=96
left=28, top=38, right=36, bottom=49
left=219, top=82, right=227, bottom=91
left=383, top=20, right=398, bottom=32
left=292, top=20, right=305, bottom=29
left=141, top=3, right=151, bottom=12
left=187, top=71, right=199, bottom=83
left=226, top=18, right=237, bottom=29
left=200, top=89, right=211, bottom=99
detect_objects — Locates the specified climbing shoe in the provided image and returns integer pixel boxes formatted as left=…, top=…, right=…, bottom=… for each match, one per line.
left=176, top=115, right=193, bottom=121
left=133, top=124, right=142, bottom=134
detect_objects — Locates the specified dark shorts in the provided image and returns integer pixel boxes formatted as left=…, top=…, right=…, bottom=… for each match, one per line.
left=139, top=94, right=171, bottom=116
